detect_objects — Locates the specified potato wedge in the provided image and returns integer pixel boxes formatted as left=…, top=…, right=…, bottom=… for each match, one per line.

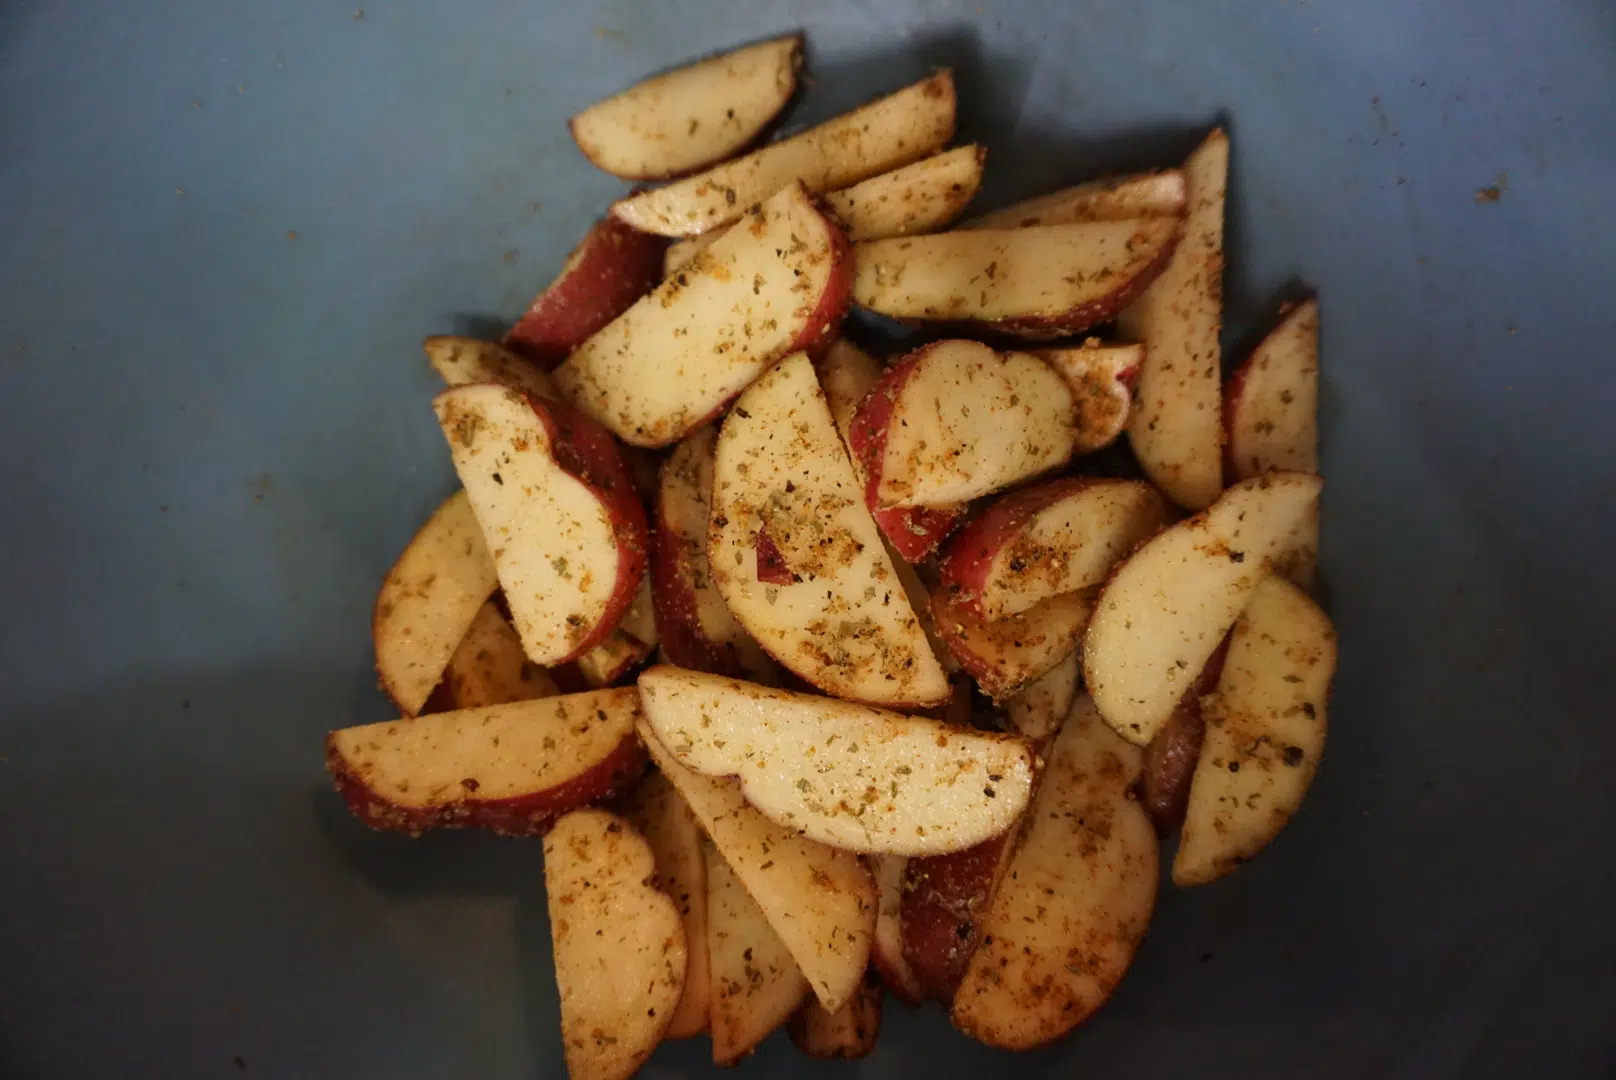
left=638, top=665, right=1036, bottom=856
left=664, top=145, right=987, bottom=275
left=870, top=854, right=924, bottom=1005
left=423, top=335, right=554, bottom=400
left=543, top=809, right=686, bottom=1080
left=933, top=587, right=1097, bottom=701
left=1001, top=647, right=1079, bottom=742
left=621, top=771, right=710, bottom=1039
left=613, top=71, right=956, bottom=236
left=1083, top=471, right=1322, bottom=746
left=435, top=385, right=648, bottom=666
left=503, top=217, right=667, bottom=367
left=964, top=169, right=1186, bottom=229
left=640, top=722, right=875, bottom=1012
left=851, top=218, right=1181, bottom=338
left=706, top=842, right=810, bottom=1064
left=570, top=36, right=803, bottom=181
left=938, top=477, right=1172, bottom=621
left=326, top=689, right=645, bottom=836
left=373, top=490, right=499, bottom=716
left=1034, top=340, right=1144, bottom=454
left=951, top=695, right=1158, bottom=1050
left=850, top=339, right=1077, bottom=510
left=1175, top=576, right=1336, bottom=885
left=575, top=577, right=658, bottom=687
left=555, top=181, right=851, bottom=448
left=901, top=831, right=1021, bottom=1003
left=708, top=353, right=950, bottom=707
left=441, top=600, right=559, bottom=709
left=1119, top=129, right=1229, bottom=510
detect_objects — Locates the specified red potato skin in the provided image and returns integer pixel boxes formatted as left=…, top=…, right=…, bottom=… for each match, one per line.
left=324, top=730, right=647, bottom=837
left=503, top=217, right=668, bottom=368
left=847, top=345, right=966, bottom=558
left=524, top=394, right=651, bottom=663
left=786, top=198, right=856, bottom=361
left=937, top=477, right=1109, bottom=618
left=649, top=514, right=744, bottom=678
left=971, top=226, right=1183, bottom=341
left=1140, top=636, right=1230, bottom=832
left=901, top=834, right=1017, bottom=1002
left=754, top=528, right=795, bottom=585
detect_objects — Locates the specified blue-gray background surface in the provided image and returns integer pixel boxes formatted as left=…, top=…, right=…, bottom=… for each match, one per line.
left=2, top=1, right=1613, bottom=1077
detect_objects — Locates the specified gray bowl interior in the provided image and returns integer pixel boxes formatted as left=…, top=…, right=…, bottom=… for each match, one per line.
left=2, top=1, right=1613, bottom=1077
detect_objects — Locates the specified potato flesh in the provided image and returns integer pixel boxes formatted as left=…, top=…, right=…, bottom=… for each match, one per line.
left=951, top=696, right=1158, bottom=1050
left=373, top=490, right=499, bottom=715
left=1002, top=648, right=1079, bottom=742
left=1084, top=472, right=1322, bottom=746
left=705, top=843, right=809, bottom=1064
left=709, top=353, right=949, bottom=707
left=556, top=182, right=842, bottom=448
left=1034, top=342, right=1144, bottom=453
left=963, top=169, right=1187, bottom=229
left=639, top=720, right=875, bottom=1012
left=423, top=335, right=554, bottom=400
left=876, top=341, right=1076, bottom=508
left=1119, top=130, right=1229, bottom=510
left=441, top=600, right=559, bottom=709
left=638, top=665, right=1036, bottom=856
left=1174, top=576, right=1336, bottom=885
left=435, top=385, right=627, bottom=665
left=570, top=36, right=801, bottom=180
left=937, top=587, right=1097, bottom=700
left=613, top=72, right=956, bottom=236
left=1228, top=298, right=1321, bottom=477
left=851, top=218, right=1179, bottom=322
left=330, top=689, right=639, bottom=805
left=543, top=810, right=686, bottom=1080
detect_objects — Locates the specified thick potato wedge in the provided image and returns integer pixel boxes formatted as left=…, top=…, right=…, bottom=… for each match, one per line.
left=570, top=36, right=803, bottom=181
left=1034, top=340, right=1144, bottom=454
left=1119, top=129, right=1229, bottom=510
left=851, top=218, right=1181, bottom=338
left=1175, top=576, right=1336, bottom=885
left=441, top=600, right=560, bottom=709
left=555, top=182, right=851, bottom=448
left=373, top=490, right=499, bottom=716
left=933, top=587, right=1097, bottom=701
left=621, top=770, right=710, bottom=1039
left=543, top=809, right=686, bottom=1080
left=326, top=689, right=646, bottom=836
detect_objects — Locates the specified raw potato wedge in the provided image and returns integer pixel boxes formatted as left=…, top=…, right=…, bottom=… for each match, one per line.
left=850, top=218, right=1182, bottom=338
left=901, top=831, right=1021, bottom=1003
left=870, top=854, right=924, bottom=1005
left=1226, top=298, right=1321, bottom=589
left=789, top=972, right=882, bottom=1060
left=325, top=689, right=646, bottom=836
left=952, top=695, right=1158, bottom=1050
left=543, top=809, right=686, bottom=1080
left=933, top=587, right=1097, bottom=701
left=1084, top=471, right=1322, bottom=746
left=708, top=353, right=950, bottom=708
left=441, top=600, right=560, bottom=709
left=964, top=169, right=1187, bottom=229
left=613, top=71, right=957, bottom=236
left=1002, top=647, right=1079, bottom=742
left=435, top=385, right=649, bottom=666
left=503, top=217, right=668, bottom=367
left=938, top=477, right=1173, bottom=620
left=850, top=339, right=1078, bottom=510
left=706, top=843, right=810, bottom=1065
left=817, top=338, right=963, bottom=562
left=622, top=771, right=710, bottom=1039
left=423, top=335, right=554, bottom=400
left=570, top=36, right=803, bottom=181
left=640, top=723, right=876, bottom=1011
left=651, top=425, right=777, bottom=680
left=1226, top=298, right=1320, bottom=477
left=1035, top=341, right=1145, bottom=454
left=373, top=490, right=499, bottom=716
left=554, top=181, right=852, bottom=448
left=664, top=145, right=987, bottom=274
left=638, top=665, right=1037, bottom=856
left=1175, top=576, right=1336, bottom=885
left=1119, top=129, right=1229, bottom=510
